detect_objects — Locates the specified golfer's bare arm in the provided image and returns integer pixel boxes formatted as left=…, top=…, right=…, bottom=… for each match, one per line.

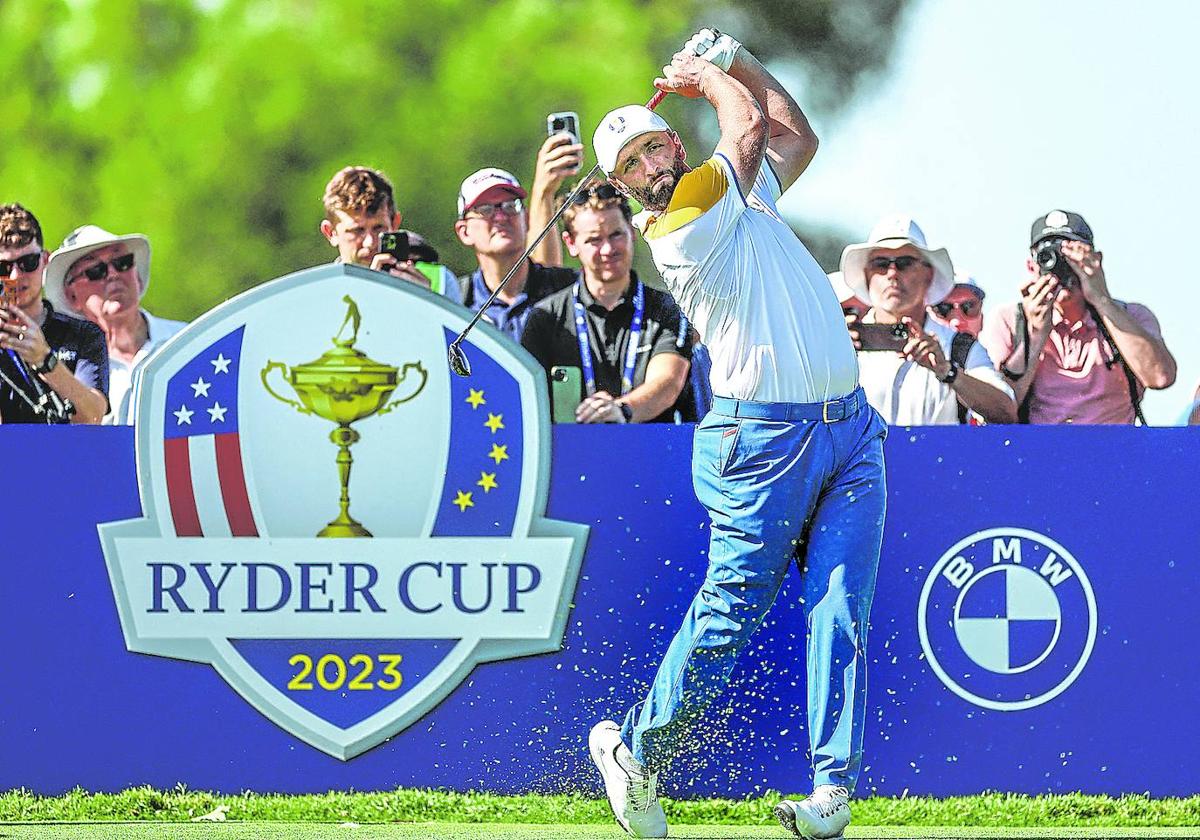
left=699, top=63, right=768, bottom=197
left=724, top=51, right=818, bottom=191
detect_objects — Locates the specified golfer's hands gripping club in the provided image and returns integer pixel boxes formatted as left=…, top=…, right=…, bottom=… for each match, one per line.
left=646, top=27, right=737, bottom=109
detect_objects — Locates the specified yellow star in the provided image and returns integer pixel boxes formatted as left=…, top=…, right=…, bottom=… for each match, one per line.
left=484, top=412, right=505, bottom=434
left=452, top=490, right=474, bottom=512
left=465, top=388, right=486, bottom=409
left=477, top=472, right=498, bottom=493
left=488, top=443, right=509, bottom=465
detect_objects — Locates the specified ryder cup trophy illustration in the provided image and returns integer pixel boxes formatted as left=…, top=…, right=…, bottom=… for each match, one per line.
left=261, top=295, right=427, bottom=537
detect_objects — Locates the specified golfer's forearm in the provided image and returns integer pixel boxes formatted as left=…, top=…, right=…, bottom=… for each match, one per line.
left=700, top=67, right=767, bottom=191
left=727, top=51, right=813, bottom=145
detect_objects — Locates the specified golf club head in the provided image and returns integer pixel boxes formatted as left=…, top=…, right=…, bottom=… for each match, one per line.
left=448, top=341, right=472, bottom=377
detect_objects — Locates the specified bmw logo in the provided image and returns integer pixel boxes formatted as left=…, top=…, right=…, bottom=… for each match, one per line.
left=918, top=528, right=1097, bottom=711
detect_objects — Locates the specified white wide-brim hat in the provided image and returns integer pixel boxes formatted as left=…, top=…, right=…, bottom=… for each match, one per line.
left=44, top=225, right=151, bottom=317
left=840, top=215, right=954, bottom=306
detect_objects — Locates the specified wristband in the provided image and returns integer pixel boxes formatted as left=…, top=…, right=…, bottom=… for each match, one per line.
left=938, top=360, right=961, bottom=386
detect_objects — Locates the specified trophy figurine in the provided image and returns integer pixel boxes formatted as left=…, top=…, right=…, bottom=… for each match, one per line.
left=262, top=295, right=427, bottom=537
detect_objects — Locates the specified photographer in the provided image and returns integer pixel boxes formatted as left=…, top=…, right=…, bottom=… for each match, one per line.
left=980, top=211, right=1175, bottom=424
left=841, top=216, right=1016, bottom=425
left=319, top=165, right=462, bottom=305
left=0, top=204, right=108, bottom=424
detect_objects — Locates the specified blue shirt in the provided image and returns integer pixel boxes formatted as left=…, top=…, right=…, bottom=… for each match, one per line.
left=460, top=260, right=576, bottom=343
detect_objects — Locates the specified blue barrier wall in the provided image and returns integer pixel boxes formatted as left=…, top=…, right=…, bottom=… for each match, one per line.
left=2, top=425, right=1197, bottom=797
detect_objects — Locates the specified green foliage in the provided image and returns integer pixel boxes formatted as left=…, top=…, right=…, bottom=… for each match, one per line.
left=2, top=787, right=1198, bottom=827
left=0, top=0, right=907, bottom=319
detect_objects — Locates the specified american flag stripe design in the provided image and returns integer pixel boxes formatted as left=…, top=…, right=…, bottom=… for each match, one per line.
left=162, top=326, right=259, bottom=538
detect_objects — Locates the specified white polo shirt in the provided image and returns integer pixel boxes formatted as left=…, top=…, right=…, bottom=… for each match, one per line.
left=636, top=155, right=858, bottom=404
left=106, top=309, right=187, bottom=425
left=857, top=313, right=1013, bottom=425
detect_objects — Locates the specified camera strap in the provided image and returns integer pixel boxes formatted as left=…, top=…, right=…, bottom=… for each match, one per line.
left=572, top=279, right=644, bottom=397
left=1088, top=302, right=1148, bottom=426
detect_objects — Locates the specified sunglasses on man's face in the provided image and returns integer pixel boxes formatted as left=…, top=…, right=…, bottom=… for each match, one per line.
left=868, top=255, right=929, bottom=273
left=932, top=300, right=981, bottom=319
left=464, top=199, right=523, bottom=219
left=71, top=253, right=136, bottom=284
left=0, top=252, right=42, bottom=276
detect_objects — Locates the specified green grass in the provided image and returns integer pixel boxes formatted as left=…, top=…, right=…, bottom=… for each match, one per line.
left=1, top=789, right=1198, bottom=837
left=1, top=825, right=1199, bottom=839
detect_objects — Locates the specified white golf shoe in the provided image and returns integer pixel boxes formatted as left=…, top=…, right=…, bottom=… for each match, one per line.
left=588, top=720, right=668, bottom=838
left=773, top=785, right=851, bottom=839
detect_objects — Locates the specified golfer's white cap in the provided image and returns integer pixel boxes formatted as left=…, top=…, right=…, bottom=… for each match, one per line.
left=593, top=105, right=672, bottom=174
left=457, top=168, right=526, bottom=216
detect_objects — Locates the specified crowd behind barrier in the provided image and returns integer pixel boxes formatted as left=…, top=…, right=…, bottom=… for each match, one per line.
left=0, top=140, right=1186, bottom=429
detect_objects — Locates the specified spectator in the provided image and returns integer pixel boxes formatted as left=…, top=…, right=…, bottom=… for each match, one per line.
left=526, top=131, right=585, bottom=267
left=841, top=216, right=1016, bottom=425
left=980, top=210, right=1175, bottom=424
left=320, top=165, right=462, bottom=305
left=43, top=225, right=185, bottom=424
left=828, top=270, right=868, bottom=320
left=454, top=168, right=576, bottom=342
left=0, top=204, right=108, bottom=424
left=521, top=185, right=692, bottom=423
left=929, top=272, right=985, bottom=337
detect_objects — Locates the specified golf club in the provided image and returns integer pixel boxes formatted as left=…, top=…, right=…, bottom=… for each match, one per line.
left=447, top=90, right=673, bottom=377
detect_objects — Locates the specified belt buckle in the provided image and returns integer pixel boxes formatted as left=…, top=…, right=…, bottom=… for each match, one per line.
left=822, top=400, right=843, bottom=423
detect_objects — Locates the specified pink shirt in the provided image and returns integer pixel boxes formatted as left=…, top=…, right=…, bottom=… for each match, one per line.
left=980, top=300, right=1162, bottom=424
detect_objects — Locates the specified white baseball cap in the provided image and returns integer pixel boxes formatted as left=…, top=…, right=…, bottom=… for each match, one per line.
left=457, top=168, right=527, bottom=216
left=43, top=225, right=151, bottom=317
left=593, top=105, right=673, bottom=174
left=840, top=216, right=955, bottom=306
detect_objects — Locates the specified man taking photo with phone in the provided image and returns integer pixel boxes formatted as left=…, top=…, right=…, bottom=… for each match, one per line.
left=520, top=185, right=692, bottom=424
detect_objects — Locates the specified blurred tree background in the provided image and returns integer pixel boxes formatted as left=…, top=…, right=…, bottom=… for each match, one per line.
left=0, top=0, right=908, bottom=319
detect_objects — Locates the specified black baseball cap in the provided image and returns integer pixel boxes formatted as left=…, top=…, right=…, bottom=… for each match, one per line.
left=1030, top=209, right=1094, bottom=247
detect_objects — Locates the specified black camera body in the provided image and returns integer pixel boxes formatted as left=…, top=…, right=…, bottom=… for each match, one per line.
left=1034, top=238, right=1077, bottom=287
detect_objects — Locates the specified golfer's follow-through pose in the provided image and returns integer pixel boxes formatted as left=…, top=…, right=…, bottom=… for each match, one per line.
left=587, top=30, right=887, bottom=840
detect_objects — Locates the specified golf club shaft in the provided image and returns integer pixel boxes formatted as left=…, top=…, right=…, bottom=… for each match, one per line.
left=451, top=162, right=603, bottom=347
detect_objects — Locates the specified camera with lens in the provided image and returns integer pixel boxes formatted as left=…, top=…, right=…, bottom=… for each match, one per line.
left=1033, top=238, right=1077, bottom=286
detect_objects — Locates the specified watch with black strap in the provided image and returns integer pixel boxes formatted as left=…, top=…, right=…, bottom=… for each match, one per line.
left=618, top=401, right=634, bottom=423
left=35, top=349, right=59, bottom=375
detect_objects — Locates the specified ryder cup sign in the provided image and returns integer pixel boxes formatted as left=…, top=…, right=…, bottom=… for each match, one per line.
left=99, top=264, right=588, bottom=759
left=918, top=528, right=1097, bottom=711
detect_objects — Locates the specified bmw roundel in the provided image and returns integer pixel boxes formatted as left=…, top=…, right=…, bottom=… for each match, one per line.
left=918, top=527, right=1097, bottom=711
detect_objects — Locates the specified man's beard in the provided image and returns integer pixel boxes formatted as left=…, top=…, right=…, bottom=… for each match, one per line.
left=627, top=158, right=688, bottom=212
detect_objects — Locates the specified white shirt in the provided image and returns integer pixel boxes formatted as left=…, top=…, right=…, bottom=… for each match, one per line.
left=636, top=155, right=858, bottom=404
left=857, top=314, right=1013, bottom=425
left=105, top=309, right=187, bottom=425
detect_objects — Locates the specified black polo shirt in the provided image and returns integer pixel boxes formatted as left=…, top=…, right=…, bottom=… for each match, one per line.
left=0, top=301, right=108, bottom=424
left=521, top=272, right=694, bottom=422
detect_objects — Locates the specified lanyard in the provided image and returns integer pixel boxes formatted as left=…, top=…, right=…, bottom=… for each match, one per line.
left=572, top=280, right=644, bottom=397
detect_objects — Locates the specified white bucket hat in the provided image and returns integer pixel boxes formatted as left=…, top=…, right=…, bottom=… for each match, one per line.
left=43, top=225, right=151, bottom=316
left=840, top=216, right=954, bottom=306
left=593, top=105, right=673, bottom=174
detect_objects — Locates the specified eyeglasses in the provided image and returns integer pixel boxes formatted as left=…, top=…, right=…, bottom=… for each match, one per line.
left=70, top=253, right=136, bottom=284
left=868, top=255, right=930, bottom=273
left=0, top=252, right=42, bottom=276
left=932, top=300, right=981, bottom=319
left=570, top=183, right=620, bottom=205
left=464, top=199, right=524, bottom=219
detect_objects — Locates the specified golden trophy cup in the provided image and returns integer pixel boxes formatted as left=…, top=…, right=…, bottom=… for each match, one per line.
left=261, top=295, right=427, bottom=537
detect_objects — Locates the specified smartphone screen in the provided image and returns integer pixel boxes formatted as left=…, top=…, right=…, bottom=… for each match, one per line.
left=550, top=366, right=582, bottom=423
left=547, top=111, right=580, bottom=145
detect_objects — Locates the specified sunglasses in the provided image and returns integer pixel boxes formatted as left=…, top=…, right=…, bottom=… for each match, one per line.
left=868, top=255, right=930, bottom=273
left=932, top=300, right=981, bottom=318
left=570, top=183, right=621, bottom=204
left=464, top=199, right=523, bottom=219
left=70, top=253, right=136, bottom=284
left=0, top=252, right=42, bottom=275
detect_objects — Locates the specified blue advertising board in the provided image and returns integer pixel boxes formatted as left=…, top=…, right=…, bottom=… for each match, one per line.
left=2, top=422, right=1197, bottom=797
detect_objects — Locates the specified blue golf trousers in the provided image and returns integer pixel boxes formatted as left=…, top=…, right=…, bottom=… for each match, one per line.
left=621, top=388, right=887, bottom=793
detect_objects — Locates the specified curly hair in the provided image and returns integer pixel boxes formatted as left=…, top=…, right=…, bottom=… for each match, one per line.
left=0, top=203, right=44, bottom=249
left=322, top=166, right=397, bottom=221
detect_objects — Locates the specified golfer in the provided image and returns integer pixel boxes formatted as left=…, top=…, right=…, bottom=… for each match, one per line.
left=587, top=30, right=887, bottom=840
